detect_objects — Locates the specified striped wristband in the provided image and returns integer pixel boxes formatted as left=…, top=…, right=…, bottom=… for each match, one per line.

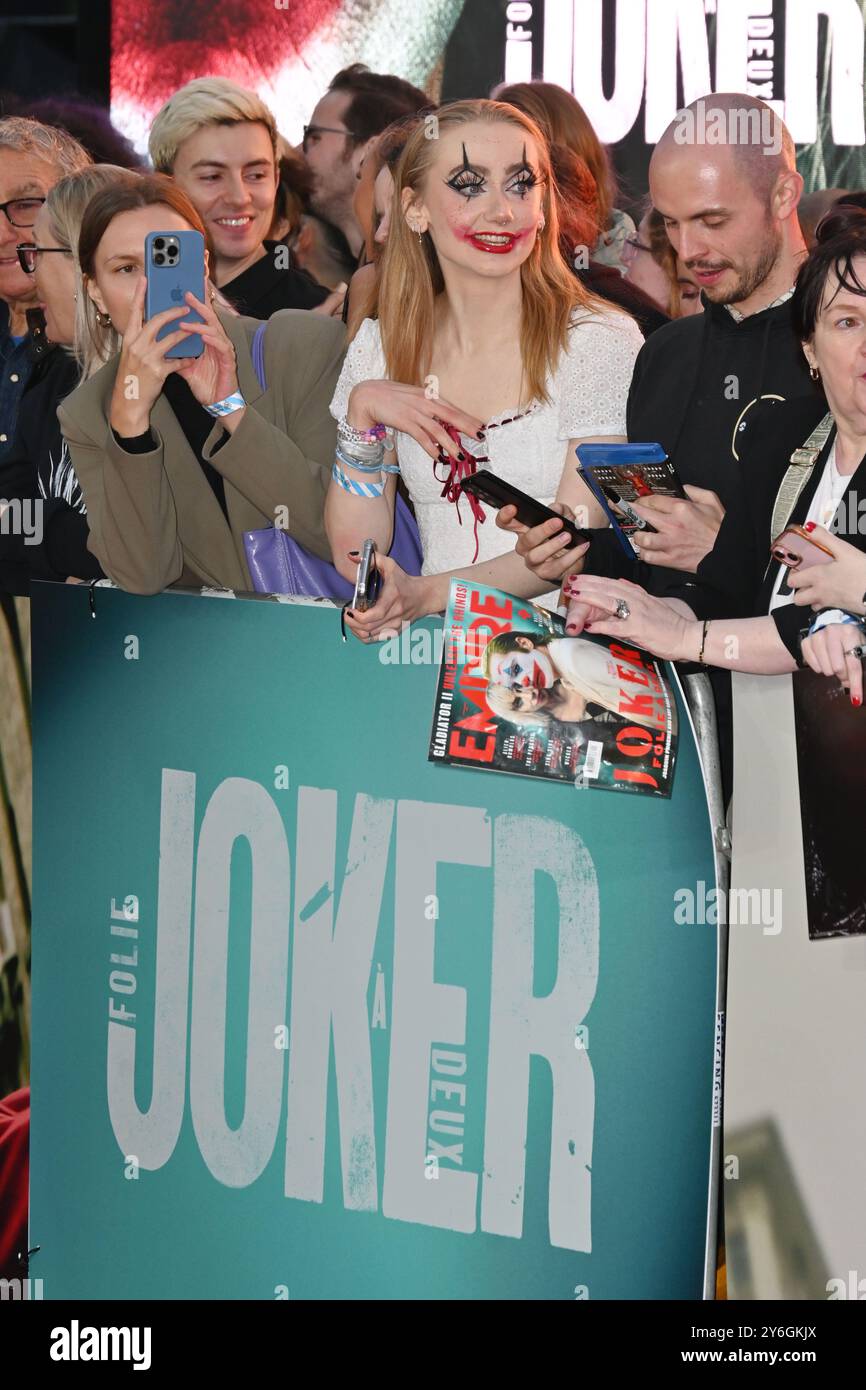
left=204, top=391, right=246, bottom=417
left=332, top=460, right=386, bottom=498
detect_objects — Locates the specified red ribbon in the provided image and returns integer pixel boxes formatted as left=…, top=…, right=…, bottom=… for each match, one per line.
left=435, top=422, right=486, bottom=563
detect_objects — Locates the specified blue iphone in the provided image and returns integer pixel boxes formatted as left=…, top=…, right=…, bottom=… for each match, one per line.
left=144, top=230, right=206, bottom=358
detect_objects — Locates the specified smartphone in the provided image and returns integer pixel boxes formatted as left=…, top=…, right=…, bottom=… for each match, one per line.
left=352, top=539, right=382, bottom=612
left=459, top=471, right=590, bottom=547
left=144, top=230, right=205, bottom=358
left=771, top=525, right=835, bottom=569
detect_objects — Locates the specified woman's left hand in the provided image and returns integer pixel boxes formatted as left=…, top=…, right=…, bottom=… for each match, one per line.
left=342, top=554, right=433, bottom=643
left=787, top=525, right=866, bottom=614
left=174, top=292, right=242, bottom=414
left=800, top=621, right=865, bottom=705
left=561, top=574, right=694, bottom=661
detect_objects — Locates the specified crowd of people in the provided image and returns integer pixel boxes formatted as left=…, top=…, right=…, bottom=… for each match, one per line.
left=3, top=60, right=866, bottom=1289
left=1, top=70, right=866, bottom=794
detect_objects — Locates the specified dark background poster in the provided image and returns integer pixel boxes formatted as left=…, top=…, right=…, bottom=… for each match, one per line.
left=2, top=1, right=865, bottom=201
left=793, top=671, right=866, bottom=940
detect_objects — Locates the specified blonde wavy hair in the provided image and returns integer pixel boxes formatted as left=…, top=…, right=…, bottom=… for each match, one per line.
left=376, top=99, right=603, bottom=404
left=44, top=165, right=134, bottom=378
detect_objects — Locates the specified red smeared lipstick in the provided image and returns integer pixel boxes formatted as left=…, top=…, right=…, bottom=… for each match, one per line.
left=464, top=229, right=528, bottom=254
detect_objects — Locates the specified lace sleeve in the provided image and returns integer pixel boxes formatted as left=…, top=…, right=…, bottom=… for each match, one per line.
left=329, top=316, right=387, bottom=421
left=557, top=311, right=644, bottom=439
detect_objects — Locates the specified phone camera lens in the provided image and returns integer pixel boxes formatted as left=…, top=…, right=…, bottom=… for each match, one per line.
left=154, top=252, right=165, bottom=265
left=154, top=237, right=165, bottom=250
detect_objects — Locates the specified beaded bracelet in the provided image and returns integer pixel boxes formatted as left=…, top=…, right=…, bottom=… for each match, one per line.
left=338, top=417, right=388, bottom=446
left=332, top=460, right=386, bottom=497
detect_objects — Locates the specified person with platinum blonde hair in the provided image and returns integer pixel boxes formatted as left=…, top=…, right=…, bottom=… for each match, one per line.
left=149, top=77, right=329, bottom=316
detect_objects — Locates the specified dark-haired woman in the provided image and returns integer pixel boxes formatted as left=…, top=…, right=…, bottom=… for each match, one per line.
left=58, top=174, right=344, bottom=595
left=555, top=204, right=866, bottom=703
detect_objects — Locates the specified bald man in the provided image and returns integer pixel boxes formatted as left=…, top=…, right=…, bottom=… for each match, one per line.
left=620, top=93, right=818, bottom=578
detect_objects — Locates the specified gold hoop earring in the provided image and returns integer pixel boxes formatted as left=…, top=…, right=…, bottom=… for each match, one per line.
left=809, top=365, right=820, bottom=382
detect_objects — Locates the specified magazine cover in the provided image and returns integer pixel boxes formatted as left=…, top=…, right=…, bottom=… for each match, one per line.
left=429, top=580, right=678, bottom=797
left=576, top=443, right=688, bottom=557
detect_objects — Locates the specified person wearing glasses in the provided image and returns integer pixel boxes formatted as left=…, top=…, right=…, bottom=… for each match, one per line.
left=622, top=208, right=703, bottom=320
left=0, top=165, right=132, bottom=594
left=149, top=78, right=329, bottom=318
left=0, top=117, right=91, bottom=464
left=303, top=64, right=428, bottom=259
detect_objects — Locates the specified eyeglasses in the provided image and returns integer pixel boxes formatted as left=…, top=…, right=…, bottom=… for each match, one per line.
left=16, top=242, right=72, bottom=273
left=1, top=197, right=47, bottom=228
left=623, top=235, right=653, bottom=258
left=302, top=124, right=355, bottom=153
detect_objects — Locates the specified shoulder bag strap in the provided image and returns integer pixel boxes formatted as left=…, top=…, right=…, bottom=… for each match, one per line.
left=769, top=411, right=834, bottom=542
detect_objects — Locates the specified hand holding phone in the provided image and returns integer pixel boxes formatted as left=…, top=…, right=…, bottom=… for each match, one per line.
left=145, top=230, right=206, bottom=359
left=771, top=524, right=836, bottom=569
left=460, top=471, right=590, bottom=547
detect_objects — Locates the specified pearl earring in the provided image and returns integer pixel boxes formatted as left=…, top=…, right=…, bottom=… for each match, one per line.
left=538, top=213, right=546, bottom=231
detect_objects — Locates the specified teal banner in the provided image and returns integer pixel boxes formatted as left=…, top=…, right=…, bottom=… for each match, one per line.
left=30, top=583, right=719, bottom=1300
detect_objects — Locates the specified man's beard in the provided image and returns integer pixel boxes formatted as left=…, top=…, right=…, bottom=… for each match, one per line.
left=701, top=222, right=783, bottom=306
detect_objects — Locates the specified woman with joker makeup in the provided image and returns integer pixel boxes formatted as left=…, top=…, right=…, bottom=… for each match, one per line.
left=325, top=99, right=644, bottom=643
left=480, top=630, right=671, bottom=732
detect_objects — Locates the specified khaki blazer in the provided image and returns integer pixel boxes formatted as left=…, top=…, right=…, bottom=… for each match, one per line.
left=58, top=308, right=345, bottom=594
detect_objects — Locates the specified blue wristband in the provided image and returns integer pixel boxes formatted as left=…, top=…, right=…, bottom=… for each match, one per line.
left=331, top=460, right=386, bottom=498
left=808, top=608, right=865, bottom=636
left=205, top=391, right=245, bottom=418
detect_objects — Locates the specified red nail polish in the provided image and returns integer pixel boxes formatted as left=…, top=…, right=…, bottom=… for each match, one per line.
left=584, top=623, right=592, bottom=630
left=853, top=695, right=862, bottom=707
left=804, top=521, right=817, bottom=532
left=566, top=623, right=577, bottom=633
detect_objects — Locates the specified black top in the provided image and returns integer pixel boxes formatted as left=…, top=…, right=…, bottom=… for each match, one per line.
left=577, top=260, right=670, bottom=338
left=114, top=374, right=229, bottom=520
left=694, top=395, right=866, bottom=662
left=219, top=241, right=329, bottom=318
left=582, top=293, right=823, bottom=600
left=0, top=343, right=103, bottom=595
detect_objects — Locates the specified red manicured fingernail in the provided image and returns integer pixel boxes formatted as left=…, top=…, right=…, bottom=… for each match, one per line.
left=566, top=623, right=577, bottom=633
left=584, top=623, right=593, bottom=630
left=804, top=521, right=816, bottom=532
left=853, top=695, right=861, bottom=707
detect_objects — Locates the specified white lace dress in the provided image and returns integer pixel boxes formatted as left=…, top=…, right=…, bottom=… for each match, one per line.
left=329, top=309, right=644, bottom=588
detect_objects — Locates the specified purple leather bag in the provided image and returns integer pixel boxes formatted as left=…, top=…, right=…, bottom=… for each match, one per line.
left=242, top=323, right=422, bottom=598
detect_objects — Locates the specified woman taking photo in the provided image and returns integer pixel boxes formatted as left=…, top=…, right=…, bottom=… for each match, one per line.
left=326, top=99, right=643, bottom=642
left=59, top=173, right=344, bottom=594
left=535, top=207, right=866, bottom=705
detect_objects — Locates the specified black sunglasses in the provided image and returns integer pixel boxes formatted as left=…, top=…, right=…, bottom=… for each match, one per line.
left=1, top=197, right=46, bottom=228
left=16, top=242, right=72, bottom=274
